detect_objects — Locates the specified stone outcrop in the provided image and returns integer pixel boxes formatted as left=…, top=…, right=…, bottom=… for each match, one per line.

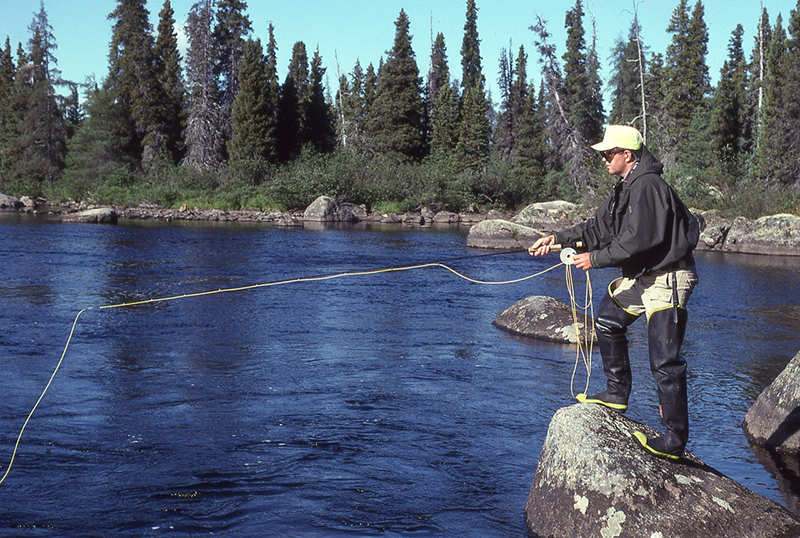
left=695, top=210, right=733, bottom=251
left=303, top=195, right=363, bottom=223
left=0, top=193, right=22, bottom=210
left=524, top=403, right=800, bottom=538
left=743, top=349, right=800, bottom=454
left=493, top=296, right=596, bottom=345
left=723, top=214, right=800, bottom=256
left=60, top=207, right=118, bottom=224
left=466, top=219, right=541, bottom=250
left=512, top=201, right=579, bottom=231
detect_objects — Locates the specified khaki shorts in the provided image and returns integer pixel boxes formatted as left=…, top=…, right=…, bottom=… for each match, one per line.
left=609, top=267, right=699, bottom=320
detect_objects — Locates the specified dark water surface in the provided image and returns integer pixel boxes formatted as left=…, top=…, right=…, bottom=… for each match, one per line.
left=1, top=213, right=799, bottom=536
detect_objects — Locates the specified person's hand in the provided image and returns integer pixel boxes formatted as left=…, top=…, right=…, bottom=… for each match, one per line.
left=572, top=252, right=593, bottom=271
left=529, top=235, right=555, bottom=256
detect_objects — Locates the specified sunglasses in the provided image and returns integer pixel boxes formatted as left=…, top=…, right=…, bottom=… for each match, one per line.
left=602, top=148, right=626, bottom=161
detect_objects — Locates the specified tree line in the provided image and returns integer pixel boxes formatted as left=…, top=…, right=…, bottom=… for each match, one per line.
left=0, top=0, right=798, bottom=216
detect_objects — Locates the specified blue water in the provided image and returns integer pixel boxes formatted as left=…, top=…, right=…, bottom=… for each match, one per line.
left=1, top=213, right=799, bottom=536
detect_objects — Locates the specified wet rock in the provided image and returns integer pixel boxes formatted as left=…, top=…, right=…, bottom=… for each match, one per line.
left=402, top=212, right=424, bottom=225
left=723, top=214, right=800, bottom=256
left=465, top=219, right=541, bottom=250
left=303, top=195, right=361, bottom=223
left=743, top=349, right=800, bottom=454
left=273, top=214, right=303, bottom=227
left=696, top=210, right=733, bottom=251
left=60, top=207, right=118, bottom=224
left=524, top=404, right=800, bottom=538
left=493, top=296, right=596, bottom=345
left=512, top=200, right=579, bottom=230
left=0, top=193, right=22, bottom=210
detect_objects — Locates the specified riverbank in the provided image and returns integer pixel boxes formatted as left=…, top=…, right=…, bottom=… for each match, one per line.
left=3, top=192, right=800, bottom=256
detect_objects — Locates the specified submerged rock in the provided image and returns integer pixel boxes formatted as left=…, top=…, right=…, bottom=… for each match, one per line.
left=743, top=349, right=800, bottom=455
left=524, top=403, right=800, bottom=538
left=493, top=296, right=596, bottom=345
left=465, top=219, right=541, bottom=250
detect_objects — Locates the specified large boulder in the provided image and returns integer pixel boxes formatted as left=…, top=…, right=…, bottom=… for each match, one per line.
left=743, top=349, right=800, bottom=454
left=524, top=403, right=800, bottom=538
left=466, top=219, right=542, bottom=250
left=493, top=295, right=596, bottom=345
left=303, top=196, right=361, bottom=223
left=696, top=209, right=733, bottom=251
left=0, top=193, right=21, bottom=210
left=512, top=201, right=580, bottom=230
left=60, top=207, right=118, bottom=224
left=723, top=214, right=800, bottom=256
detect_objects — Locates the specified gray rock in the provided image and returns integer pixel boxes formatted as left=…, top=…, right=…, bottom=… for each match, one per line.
left=696, top=209, right=733, bottom=251
left=512, top=200, right=579, bottom=230
left=465, top=219, right=541, bottom=250
left=61, top=208, right=118, bottom=224
left=493, top=296, right=596, bottom=345
left=433, top=210, right=460, bottom=224
left=303, top=195, right=360, bottom=223
left=723, top=214, right=800, bottom=256
left=0, top=193, right=21, bottom=210
left=743, top=349, right=800, bottom=454
left=524, top=404, right=800, bottom=538
left=459, top=212, right=485, bottom=224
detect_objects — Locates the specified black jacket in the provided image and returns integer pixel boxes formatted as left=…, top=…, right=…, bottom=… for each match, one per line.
left=554, top=145, right=699, bottom=278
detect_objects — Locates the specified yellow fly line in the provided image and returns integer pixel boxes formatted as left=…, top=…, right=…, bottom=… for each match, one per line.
left=0, top=257, right=594, bottom=486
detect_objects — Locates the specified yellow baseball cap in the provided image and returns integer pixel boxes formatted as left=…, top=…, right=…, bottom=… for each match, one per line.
left=590, top=125, right=643, bottom=152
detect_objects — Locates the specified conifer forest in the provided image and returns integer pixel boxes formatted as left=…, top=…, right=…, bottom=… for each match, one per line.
left=1, top=0, right=799, bottom=217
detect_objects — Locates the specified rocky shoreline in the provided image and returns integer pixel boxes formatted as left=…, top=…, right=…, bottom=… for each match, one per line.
left=3, top=192, right=800, bottom=256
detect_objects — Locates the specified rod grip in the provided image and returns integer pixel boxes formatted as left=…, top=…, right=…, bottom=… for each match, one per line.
left=551, top=241, right=584, bottom=251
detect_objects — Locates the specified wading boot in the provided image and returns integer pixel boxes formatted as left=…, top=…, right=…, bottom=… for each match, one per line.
left=634, top=307, right=689, bottom=460
left=576, top=293, right=639, bottom=413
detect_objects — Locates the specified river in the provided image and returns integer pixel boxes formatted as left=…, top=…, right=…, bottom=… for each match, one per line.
left=1, top=213, right=799, bottom=536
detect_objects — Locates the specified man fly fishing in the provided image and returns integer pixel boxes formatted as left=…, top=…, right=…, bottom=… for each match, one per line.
left=530, top=125, right=700, bottom=460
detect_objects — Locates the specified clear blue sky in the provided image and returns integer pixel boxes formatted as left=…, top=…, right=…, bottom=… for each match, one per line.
left=1, top=0, right=797, bottom=105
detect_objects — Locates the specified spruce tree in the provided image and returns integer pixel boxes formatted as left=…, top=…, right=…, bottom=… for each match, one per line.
left=781, top=1, right=800, bottom=184
left=107, top=0, right=167, bottom=165
left=430, top=81, right=461, bottom=157
left=365, top=9, right=426, bottom=160
left=563, top=0, right=602, bottom=147
left=754, top=14, right=787, bottom=182
left=264, top=23, right=280, bottom=161
left=63, top=81, right=135, bottom=194
left=428, top=33, right=450, bottom=108
left=212, top=0, right=252, bottom=135
left=228, top=38, right=270, bottom=164
left=663, top=0, right=710, bottom=162
left=710, top=25, right=748, bottom=176
left=276, top=41, right=309, bottom=161
left=2, top=25, right=66, bottom=189
left=183, top=0, right=224, bottom=169
left=532, top=15, right=590, bottom=187
left=609, top=19, right=644, bottom=127
left=514, top=83, right=548, bottom=191
left=304, top=49, right=335, bottom=153
left=495, top=46, right=515, bottom=160
left=457, top=0, right=490, bottom=167
left=155, top=0, right=185, bottom=164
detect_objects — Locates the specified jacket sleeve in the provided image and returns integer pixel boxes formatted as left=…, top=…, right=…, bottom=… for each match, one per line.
left=591, top=177, right=669, bottom=269
left=554, top=192, right=615, bottom=250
